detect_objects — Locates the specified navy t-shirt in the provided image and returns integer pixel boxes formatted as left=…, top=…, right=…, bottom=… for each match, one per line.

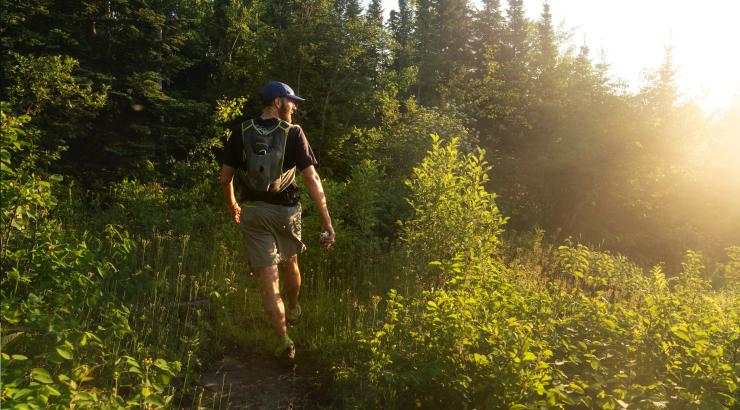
left=221, top=117, right=318, bottom=206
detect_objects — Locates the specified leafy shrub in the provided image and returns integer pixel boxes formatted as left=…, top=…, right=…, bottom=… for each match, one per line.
left=554, top=241, right=650, bottom=301
left=331, top=99, right=477, bottom=180
left=336, top=138, right=738, bottom=409
left=400, top=135, right=506, bottom=285
left=1, top=110, right=208, bottom=408
left=346, top=248, right=738, bottom=409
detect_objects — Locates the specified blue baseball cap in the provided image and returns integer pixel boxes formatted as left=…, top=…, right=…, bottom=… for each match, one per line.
left=260, top=81, right=305, bottom=103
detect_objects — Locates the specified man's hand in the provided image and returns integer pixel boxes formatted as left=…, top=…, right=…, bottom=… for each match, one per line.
left=229, top=202, right=241, bottom=225
left=320, top=225, right=335, bottom=247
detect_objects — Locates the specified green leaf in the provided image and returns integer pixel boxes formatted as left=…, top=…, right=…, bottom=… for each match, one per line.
left=11, top=354, right=29, bottom=361
left=12, top=388, right=34, bottom=400
left=523, top=351, right=537, bottom=361
left=31, top=368, right=53, bottom=384
left=145, top=394, right=166, bottom=407
left=47, top=351, right=65, bottom=364
left=589, top=358, right=600, bottom=370
left=602, top=319, right=617, bottom=330
left=472, top=353, right=489, bottom=365
left=670, top=326, right=691, bottom=343
left=154, top=359, right=172, bottom=374
left=124, top=356, right=140, bottom=368
left=45, top=385, right=62, bottom=396
left=56, top=345, right=73, bottom=360
left=73, top=391, right=97, bottom=402
left=569, top=382, right=585, bottom=394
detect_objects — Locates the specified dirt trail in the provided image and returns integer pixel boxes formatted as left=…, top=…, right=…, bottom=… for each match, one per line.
left=197, top=347, right=329, bottom=409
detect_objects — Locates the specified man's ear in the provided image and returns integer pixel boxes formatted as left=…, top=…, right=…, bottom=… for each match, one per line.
left=273, top=97, right=283, bottom=109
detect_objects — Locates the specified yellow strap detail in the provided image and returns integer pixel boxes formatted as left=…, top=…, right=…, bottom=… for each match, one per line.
left=277, top=121, right=291, bottom=132
left=243, top=119, right=290, bottom=135
left=242, top=119, right=255, bottom=133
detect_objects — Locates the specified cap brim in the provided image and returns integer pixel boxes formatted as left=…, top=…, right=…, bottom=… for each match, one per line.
left=287, top=95, right=305, bottom=102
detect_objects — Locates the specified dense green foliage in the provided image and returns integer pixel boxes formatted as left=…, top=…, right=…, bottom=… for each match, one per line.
left=2, top=0, right=737, bottom=264
left=1, top=0, right=739, bottom=408
left=337, top=139, right=738, bottom=408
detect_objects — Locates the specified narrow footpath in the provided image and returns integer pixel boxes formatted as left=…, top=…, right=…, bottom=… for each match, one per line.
left=197, top=347, right=330, bottom=409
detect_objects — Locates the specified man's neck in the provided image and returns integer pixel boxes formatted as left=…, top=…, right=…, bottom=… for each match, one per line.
left=260, top=108, right=279, bottom=121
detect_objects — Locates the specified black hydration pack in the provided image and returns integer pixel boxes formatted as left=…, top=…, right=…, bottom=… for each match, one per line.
left=236, top=119, right=292, bottom=193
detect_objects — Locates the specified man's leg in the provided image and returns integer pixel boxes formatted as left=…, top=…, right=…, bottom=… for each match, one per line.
left=257, top=264, right=287, bottom=337
left=279, top=254, right=301, bottom=310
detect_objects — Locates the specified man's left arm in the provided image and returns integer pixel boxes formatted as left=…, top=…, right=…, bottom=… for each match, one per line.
left=301, top=165, right=335, bottom=245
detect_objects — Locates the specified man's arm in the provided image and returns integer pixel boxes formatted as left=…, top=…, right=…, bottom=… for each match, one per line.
left=220, top=164, right=241, bottom=224
left=301, top=165, right=335, bottom=245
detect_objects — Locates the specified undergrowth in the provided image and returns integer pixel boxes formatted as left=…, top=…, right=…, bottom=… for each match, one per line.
left=2, top=107, right=737, bottom=409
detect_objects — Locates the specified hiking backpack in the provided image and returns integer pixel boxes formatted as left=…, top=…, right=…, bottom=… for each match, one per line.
left=236, top=119, right=293, bottom=193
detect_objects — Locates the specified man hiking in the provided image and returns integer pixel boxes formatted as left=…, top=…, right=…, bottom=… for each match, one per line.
left=219, top=81, right=335, bottom=365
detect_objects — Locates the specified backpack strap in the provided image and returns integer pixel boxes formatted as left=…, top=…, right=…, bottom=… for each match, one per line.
left=240, top=119, right=255, bottom=165
left=277, top=120, right=292, bottom=133
left=239, top=119, right=293, bottom=166
left=241, top=119, right=255, bottom=133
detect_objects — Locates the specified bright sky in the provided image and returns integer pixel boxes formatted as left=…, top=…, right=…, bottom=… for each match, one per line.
left=379, top=0, right=740, bottom=114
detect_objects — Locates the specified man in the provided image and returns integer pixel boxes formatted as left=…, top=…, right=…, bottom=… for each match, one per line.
left=219, top=81, right=335, bottom=365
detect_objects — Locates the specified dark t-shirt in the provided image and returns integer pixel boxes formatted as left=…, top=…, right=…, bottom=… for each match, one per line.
left=221, top=117, right=318, bottom=206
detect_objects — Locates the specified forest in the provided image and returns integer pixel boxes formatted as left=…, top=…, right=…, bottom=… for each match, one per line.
left=1, top=0, right=738, bottom=408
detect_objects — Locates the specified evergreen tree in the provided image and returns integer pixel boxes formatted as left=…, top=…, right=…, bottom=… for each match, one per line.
left=501, top=0, right=529, bottom=63
left=414, top=0, right=437, bottom=104
left=366, top=0, right=383, bottom=23
left=388, top=0, right=417, bottom=101
left=532, top=2, right=557, bottom=88
left=495, top=0, right=531, bottom=136
left=482, top=0, right=533, bottom=228
left=364, top=0, right=387, bottom=82
left=640, top=44, right=679, bottom=119
left=474, top=0, right=504, bottom=63
left=464, top=0, right=504, bottom=145
left=413, top=0, right=474, bottom=107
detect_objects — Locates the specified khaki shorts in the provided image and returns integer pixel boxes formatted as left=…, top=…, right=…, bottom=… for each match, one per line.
left=240, top=201, right=305, bottom=268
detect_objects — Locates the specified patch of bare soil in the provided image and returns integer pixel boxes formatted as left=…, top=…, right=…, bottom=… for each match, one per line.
left=196, top=346, right=331, bottom=409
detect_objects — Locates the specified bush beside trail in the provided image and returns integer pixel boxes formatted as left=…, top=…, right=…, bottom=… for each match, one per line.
left=341, top=250, right=738, bottom=408
left=332, top=139, right=739, bottom=409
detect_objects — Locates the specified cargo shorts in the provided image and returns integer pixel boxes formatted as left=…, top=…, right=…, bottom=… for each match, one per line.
left=239, top=201, right=306, bottom=269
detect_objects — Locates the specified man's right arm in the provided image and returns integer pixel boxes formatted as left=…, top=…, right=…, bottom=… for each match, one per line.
left=220, top=164, right=241, bottom=224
